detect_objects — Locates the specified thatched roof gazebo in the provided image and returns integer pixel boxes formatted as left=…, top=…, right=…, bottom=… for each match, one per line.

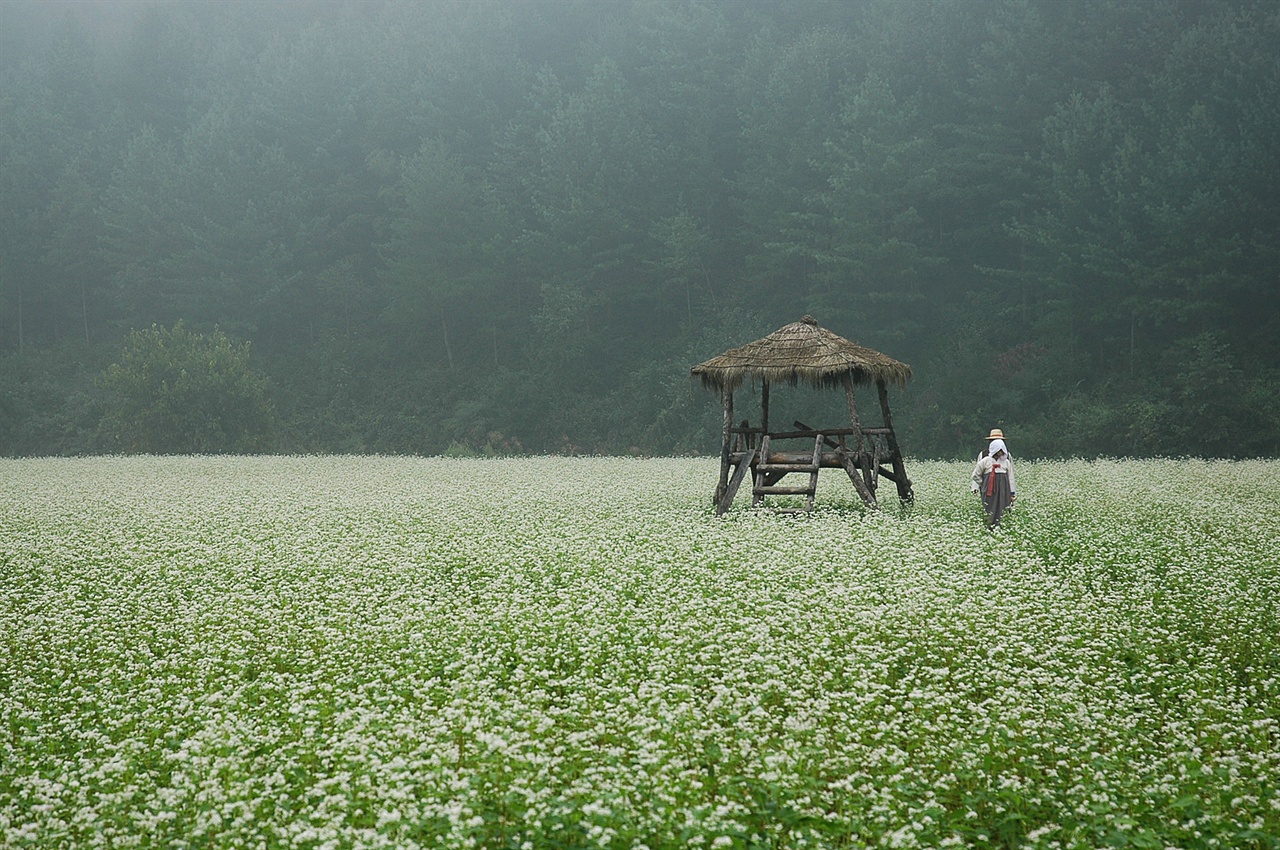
left=691, top=316, right=914, bottom=513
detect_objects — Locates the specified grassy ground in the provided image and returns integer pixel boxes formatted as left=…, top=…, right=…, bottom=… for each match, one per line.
left=2, top=456, right=1278, bottom=849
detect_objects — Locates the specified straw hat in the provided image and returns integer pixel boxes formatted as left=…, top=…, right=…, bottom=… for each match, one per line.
left=986, top=428, right=1004, bottom=440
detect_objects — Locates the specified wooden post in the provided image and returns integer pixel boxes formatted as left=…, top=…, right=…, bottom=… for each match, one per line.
left=877, top=379, right=914, bottom=502
left=717, top=446, right=756, bottom=515
left=760, top=380, right=771, bottom=438
left=716, top=384, right=733, bottom=505
left=837, top=376, right=877, bottom=507
left=843, top=377, right=864, bottom=454
left=844, top=376, right=874, bottom=494
left=839, top=449, right=878, bottom=507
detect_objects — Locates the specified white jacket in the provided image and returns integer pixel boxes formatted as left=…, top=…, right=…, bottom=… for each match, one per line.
left=970, top=454, right=1016, bottom=495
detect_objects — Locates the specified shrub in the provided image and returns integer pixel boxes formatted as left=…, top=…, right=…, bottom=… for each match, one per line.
left=100, top=322, right=276, bottom=453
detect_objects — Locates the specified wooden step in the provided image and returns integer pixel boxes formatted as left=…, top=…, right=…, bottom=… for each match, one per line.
left=755, top=485, right=816, bottom=496
left=756, top=463, right=818, bottom=473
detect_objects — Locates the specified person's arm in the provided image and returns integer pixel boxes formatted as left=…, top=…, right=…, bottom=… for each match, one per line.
left=970, top=457, right=987, bottom=493
left=1007, top=460, right=1017, bottom=500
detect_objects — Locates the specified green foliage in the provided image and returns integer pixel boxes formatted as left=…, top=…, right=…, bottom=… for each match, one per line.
left=4, top=456, right=1280, bottom=846
left=1, top=0, right=1277, bottom=457
left=99, top=323, right=276, bottom=454
left=0, top=344, right=105, bottom=456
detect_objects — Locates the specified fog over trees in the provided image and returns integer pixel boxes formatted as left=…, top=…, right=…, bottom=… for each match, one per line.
left=2, top=0, right=1277, bottom=458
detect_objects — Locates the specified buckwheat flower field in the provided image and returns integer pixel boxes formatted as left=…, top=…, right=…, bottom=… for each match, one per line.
left=2, top=456, right=1278, bottom=849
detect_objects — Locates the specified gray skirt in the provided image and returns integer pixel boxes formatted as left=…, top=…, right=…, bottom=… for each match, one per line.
left=981, top=471, right=1013, bottom=526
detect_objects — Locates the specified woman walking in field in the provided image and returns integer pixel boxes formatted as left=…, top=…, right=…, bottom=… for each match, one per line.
left=971, top=437, right=1016, bottom=528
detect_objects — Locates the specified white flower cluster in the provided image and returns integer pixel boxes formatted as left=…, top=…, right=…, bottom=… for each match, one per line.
left=1, top=455, right=1277, bottom=848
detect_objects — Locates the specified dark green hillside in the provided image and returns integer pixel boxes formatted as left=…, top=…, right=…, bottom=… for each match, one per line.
left=2, top=0, right=1277, bottom=458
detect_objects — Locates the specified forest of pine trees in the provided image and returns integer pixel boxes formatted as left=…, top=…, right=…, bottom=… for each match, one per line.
left=2, top=0, right=1278, bottom=458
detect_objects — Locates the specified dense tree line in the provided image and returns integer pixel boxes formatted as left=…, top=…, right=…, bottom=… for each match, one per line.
left=2, top=0, right=1277, bottom=458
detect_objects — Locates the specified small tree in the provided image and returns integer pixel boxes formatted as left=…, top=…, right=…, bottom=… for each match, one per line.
left=100, top=322, right=275, bottom=454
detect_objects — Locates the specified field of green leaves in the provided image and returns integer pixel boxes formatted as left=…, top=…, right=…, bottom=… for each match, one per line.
left=2, top=456, right=1278, bottom=849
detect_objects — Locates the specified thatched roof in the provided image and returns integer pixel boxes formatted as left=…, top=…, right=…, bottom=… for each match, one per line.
left=691, top=315, right=912, bottom=392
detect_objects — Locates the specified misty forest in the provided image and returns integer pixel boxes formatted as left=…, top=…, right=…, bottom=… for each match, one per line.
left=2, top=0, right=1278, bottom=460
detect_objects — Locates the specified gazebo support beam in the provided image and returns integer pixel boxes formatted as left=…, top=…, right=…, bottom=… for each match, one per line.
left=715, top=384, right=733, bottom=506
left=843, top=377, right=865, bottom=455
left=839, top=376, right=880, bottom=504
left=760, top=381, right=770, bottom=436
left=716, top=444, right=756, bottom=515
left=877, top=379, right=914, bottom=502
